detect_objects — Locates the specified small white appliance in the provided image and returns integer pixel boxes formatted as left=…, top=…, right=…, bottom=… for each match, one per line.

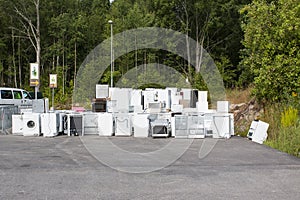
left=98, top=112, right=114, bottom=136
left=247, top=120, right=269, bottom=144
left=96, top=84, right=109, bottom=98
left=115, top=113, right=132, bottom=136
left=131, top=89, right=142, bottom=108
left=196, top=101, right=209, bottom=113
left=171, top=104, right=183, bottom=113
left=198, top=91, right=208, bottom=102
left=32, top=98, right=49, bottom=113
left=41, top=112, right=59, bottom=137
left=132, top=113, right=149, bottom=137
left=83, top=112, right=98, bottom=135
left=12, top=114, right=23, bottom=136
left=110, top=87, right=132, bottom=112
left=22, top=113, right=41, bottom=137
left=151, top=119, right=169, bottom=138
left=217, top=101, right=230, bottom=113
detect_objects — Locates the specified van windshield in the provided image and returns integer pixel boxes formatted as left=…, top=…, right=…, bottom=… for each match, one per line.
left=23, top=91, right=32, bottom=99
left=1, top=90, right=13, bottom=99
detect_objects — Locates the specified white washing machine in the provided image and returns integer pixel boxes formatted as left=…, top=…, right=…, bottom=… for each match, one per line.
left=83, top=112, right=98, bottom=135
left=12, top=114, right=23, bottom=136
left=22, top=113, right=41, bottom=137
left=115, top=113, right=132, bottom=136
left=98, top=113, right=114, bottom=136
left=132, top=113, right=149, bottom=137
left=41, top=113, right=59, bottom=137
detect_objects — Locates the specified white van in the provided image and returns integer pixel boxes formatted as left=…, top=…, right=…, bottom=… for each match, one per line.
left=0, top=87, right=33, bottom=106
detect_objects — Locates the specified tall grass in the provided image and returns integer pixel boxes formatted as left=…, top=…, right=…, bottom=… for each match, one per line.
left=264, top=105, right=300, bottom=157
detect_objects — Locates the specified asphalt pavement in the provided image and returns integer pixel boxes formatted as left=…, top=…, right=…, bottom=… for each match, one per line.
left=0, top=135, right=299, bottom=200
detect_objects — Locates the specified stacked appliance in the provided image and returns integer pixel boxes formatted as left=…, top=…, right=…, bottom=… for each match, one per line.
left=130, top=89, right=143, bottom=113
left=196, top=91, right=209, bottom=113
left=92, top=84, right=108, bottom=112
left=110, top=88, right=132, bottom=113
left=32, top=98, right=49, bottom=113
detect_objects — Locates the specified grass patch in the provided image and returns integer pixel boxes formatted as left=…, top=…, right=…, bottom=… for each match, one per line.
left=262, top=104, right=300, bottom=157
left=226, top=87, right=252, bottom=104
left=265, top=125, right=300, bottom=157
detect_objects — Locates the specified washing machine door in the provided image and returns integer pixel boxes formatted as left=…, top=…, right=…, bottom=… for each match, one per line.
left=23, top=113, right=40, bottom=137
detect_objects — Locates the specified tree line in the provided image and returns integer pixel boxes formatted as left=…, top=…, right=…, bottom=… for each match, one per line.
left=0, top=0, right=298, bottom=105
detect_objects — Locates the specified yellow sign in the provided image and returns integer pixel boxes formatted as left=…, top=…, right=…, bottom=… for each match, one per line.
left=30, top=79, right=39, bottom=86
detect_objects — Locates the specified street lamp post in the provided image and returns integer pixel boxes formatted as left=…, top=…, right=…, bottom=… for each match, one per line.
left=108, top=20, right=113, bottom=87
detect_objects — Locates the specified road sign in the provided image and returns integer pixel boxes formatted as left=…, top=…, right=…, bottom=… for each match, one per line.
left=49, top=74, right=57, bottom=88
left=30, top=63, right=39, bottom=80
left=30, top=79, right=39, bottom=87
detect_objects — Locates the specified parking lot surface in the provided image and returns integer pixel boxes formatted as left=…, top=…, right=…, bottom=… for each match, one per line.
left=0, top=135, right=299, bottom=200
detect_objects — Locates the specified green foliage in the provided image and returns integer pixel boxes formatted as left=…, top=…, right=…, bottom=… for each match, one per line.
left=262, top=103, right=300, bottom=157
left=240, top=0, right=300, bottom=102
left=281, top=107, right=298, bottom=128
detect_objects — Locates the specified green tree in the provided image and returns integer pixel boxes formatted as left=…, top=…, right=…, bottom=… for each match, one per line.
left=240, top=0, right=300, bottom=102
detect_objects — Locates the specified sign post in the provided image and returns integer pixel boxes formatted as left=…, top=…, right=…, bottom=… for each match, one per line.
left=30, top=63, right=39, bottom=99
left=49, top=74, right=57, bottom=110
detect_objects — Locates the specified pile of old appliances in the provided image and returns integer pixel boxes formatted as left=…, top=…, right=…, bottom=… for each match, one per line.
left=11, top=85, right=235, bottom=139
